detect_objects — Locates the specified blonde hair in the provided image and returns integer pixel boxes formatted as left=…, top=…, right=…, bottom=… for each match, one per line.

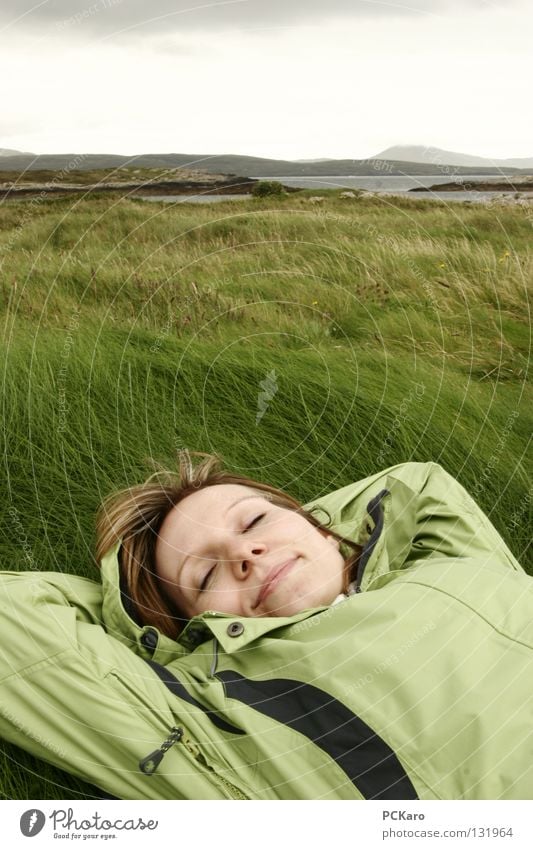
left=95, top=450, right=361, bottom=639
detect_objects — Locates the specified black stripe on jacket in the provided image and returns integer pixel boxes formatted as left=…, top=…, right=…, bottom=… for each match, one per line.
left=217, top=670, right=418, bottom=800
left=145, top=658, right=244, bottom=735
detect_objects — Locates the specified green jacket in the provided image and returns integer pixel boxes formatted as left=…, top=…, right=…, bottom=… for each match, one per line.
left=1, top=462, right=532, bottom=799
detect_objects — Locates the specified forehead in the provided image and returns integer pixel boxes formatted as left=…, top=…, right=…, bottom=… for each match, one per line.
left=158, top=483, right=265, bottom=550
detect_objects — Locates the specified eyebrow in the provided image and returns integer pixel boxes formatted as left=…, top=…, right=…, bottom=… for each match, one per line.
left=223, top=494, right=264, bottom=516
left=177, top=494, right=265, bottom=592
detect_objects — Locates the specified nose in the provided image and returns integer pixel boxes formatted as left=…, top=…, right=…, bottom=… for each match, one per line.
left=227, top=540, right=267, bottom=580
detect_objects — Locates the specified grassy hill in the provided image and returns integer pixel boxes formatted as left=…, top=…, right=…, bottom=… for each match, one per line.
left=0, top=186, right=531, bottom=798
left=0, top=166, right=258, bottom=200
left=0, top=152, right=528, bottom=177
left=0, top=166, right=220, bottom=185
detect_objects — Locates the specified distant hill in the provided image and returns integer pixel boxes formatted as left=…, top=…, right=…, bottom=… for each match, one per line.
left=0, top=147, right=34, bottom=157
left=372, top=145, right=533, bottom=171
left=0, top=151, right=529, bottom=177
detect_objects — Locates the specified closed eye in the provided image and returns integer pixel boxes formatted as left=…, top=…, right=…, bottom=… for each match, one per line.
left=200, top=565, right=215, bottom=592
left=245, top=514, right=265, bottom=531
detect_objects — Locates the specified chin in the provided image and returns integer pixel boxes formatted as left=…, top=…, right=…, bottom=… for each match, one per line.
left=267, top=597, right=317, bottom=618
left=262, top=600, right=299, bottom=617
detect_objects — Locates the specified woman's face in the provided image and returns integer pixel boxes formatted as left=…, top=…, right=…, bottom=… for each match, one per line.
left=155, top=483, right=345, bottom=619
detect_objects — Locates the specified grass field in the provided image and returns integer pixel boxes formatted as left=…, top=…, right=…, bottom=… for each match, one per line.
left=0, top=166, right=213, bottom=185
left=0, top=185, right=531, bottom=798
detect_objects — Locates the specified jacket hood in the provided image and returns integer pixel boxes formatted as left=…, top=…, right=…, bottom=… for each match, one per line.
left=98, top=465, right=417, bottom=660
left=99, top=543, right=190, bottom=664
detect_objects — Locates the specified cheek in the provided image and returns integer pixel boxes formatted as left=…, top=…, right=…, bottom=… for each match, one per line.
left=315, top=545, right=345, bottom=592
left=160, top=578, right=188, bottom=615
left=154, top=542, right=174, bottom=585
left=286, top=570, right=334, bottom=610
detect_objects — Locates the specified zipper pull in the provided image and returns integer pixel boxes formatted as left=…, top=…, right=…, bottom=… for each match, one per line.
left=139, top=726, right=183, bottom=775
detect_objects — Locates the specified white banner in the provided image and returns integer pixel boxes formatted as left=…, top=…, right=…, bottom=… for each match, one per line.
left=3, top=800, right=533, bottom=848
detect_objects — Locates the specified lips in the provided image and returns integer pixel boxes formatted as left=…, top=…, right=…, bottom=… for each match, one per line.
left=253, top=557, right=298, bottom=610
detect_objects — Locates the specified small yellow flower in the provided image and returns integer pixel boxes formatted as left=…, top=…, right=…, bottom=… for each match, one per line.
left=438, top=262, right=447, bottom=269
left=312, top=300, right=319, bottom=305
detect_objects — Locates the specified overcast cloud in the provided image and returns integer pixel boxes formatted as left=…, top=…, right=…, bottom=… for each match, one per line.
left=0, top=0, right=514, bottom=37
left=1, top=0, right=531, bottom=159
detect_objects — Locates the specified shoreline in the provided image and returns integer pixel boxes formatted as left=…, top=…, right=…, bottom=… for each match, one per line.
left=0, top=175, right=261, bottom=201
left=410, top=178, right=533, bottom=193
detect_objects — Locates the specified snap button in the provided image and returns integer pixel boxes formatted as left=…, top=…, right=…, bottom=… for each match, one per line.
left=141, top=628, right=158, bottom=651
left=227, top=621, right=245, bottom=637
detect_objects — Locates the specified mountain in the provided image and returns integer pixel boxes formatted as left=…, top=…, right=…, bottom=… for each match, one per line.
left=372, top=145, right=533, bottom=170
left=0, top=147, right=34, bottom=156
left=0, top=151, right=529, bottom=177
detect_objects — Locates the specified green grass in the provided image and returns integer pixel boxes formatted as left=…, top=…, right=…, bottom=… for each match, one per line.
left=0, top=186, right=531, bottom=798
left=0, top=166, right=212, bottom=186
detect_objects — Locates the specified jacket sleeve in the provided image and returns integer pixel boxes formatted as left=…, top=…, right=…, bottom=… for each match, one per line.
left=0, top=571, right=227, bottom=800
left=307, top=461, right=524, bottom=587
left=386, top=462, right=523, bottom=574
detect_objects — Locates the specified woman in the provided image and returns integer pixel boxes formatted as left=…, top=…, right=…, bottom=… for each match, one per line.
left=0, top=452, right=532, bottom=800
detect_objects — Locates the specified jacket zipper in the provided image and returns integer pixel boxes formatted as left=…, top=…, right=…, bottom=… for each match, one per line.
left=139, top=726, right=183, bottom=775
left=182, top=734, right=249, bottom=800
left=138, top=727, right=249, bottom=799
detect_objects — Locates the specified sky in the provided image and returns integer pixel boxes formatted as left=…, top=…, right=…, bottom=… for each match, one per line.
left=1, top=0, right=532, bottom=160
